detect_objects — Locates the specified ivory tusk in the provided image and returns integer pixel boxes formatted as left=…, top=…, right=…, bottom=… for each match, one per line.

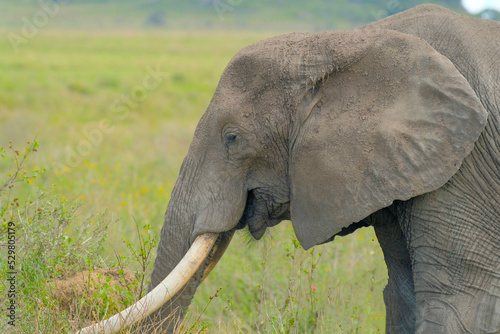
left=76, top=233, right=219, bottom=334
left=201, top=230, right=234, bottom=281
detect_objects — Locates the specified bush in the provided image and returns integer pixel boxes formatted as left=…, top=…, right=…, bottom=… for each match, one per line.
left=0, top=141, right=153, bottom=333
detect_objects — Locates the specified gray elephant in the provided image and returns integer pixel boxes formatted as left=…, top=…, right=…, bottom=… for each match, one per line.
left=79, top=4, right=500, bottom=334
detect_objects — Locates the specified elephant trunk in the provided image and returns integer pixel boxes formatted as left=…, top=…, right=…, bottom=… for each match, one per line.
left=142, top=152, right=228, bottom=332
left=143, top=181, right=201, bottom=331
left=143, top=218, right=233, bottom=333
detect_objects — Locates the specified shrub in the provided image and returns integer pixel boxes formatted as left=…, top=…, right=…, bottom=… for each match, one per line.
left=0, top=141, right=148, bottom=333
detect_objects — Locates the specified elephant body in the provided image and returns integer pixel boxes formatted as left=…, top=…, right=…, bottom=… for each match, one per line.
left=145, top=5, right=500, bottom=334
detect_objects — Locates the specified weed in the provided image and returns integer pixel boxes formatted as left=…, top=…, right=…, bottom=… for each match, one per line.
left=121, top=219, right=158, bottom=299
left=0, top=142, right=150, bottom=333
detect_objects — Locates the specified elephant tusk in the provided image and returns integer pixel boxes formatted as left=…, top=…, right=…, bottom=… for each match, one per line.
left=76, top=233, right=219, bottom=334
left=201, top=230, right=234, bottom=281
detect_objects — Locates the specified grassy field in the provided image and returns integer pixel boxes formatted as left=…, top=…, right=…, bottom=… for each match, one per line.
left=0, top=31, right=387, bottom=333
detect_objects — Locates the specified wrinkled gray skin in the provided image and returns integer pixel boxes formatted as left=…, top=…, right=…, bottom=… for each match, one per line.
left=144, top=5, right=500, bottom=334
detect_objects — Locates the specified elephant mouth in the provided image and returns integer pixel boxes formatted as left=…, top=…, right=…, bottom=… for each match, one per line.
left=236, top=189, right=290, bottom=240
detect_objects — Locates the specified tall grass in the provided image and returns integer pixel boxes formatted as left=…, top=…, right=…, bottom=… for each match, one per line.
left=0, top=31, right=387, bottom=333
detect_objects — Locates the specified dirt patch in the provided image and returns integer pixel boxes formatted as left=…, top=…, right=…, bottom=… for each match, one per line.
left=51, top=268, right=139, bottom=314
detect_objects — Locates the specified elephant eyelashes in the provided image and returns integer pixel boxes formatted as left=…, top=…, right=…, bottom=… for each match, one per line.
left=224, top=133, right=237, bottom=145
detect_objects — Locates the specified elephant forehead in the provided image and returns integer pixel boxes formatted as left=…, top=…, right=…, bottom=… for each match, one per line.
left=209, top=76, right=287, bottom=124
left=204, top=91, right=256, bottom=127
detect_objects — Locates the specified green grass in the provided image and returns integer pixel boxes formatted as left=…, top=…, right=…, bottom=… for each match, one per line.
left=0, top=31, right=387, bottom=333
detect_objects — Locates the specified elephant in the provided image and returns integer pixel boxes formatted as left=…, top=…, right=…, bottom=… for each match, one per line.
left=79, top=4, right=500, bottom=334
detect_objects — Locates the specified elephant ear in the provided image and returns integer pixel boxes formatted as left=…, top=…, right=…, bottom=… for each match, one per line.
left=289, top=29, right=488, bottom=250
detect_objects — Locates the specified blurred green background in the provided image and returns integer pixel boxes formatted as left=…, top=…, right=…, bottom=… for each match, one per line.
left=2, top=0, right=497, bottom=31
left=0, top=1, right=498, bottom=333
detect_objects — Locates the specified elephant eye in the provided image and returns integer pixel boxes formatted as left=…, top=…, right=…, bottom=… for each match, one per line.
left=224, top=133, right=237, bottom=145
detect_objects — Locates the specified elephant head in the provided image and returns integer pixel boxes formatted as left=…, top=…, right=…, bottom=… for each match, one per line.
left=78, top=24, right=487, bottom=334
